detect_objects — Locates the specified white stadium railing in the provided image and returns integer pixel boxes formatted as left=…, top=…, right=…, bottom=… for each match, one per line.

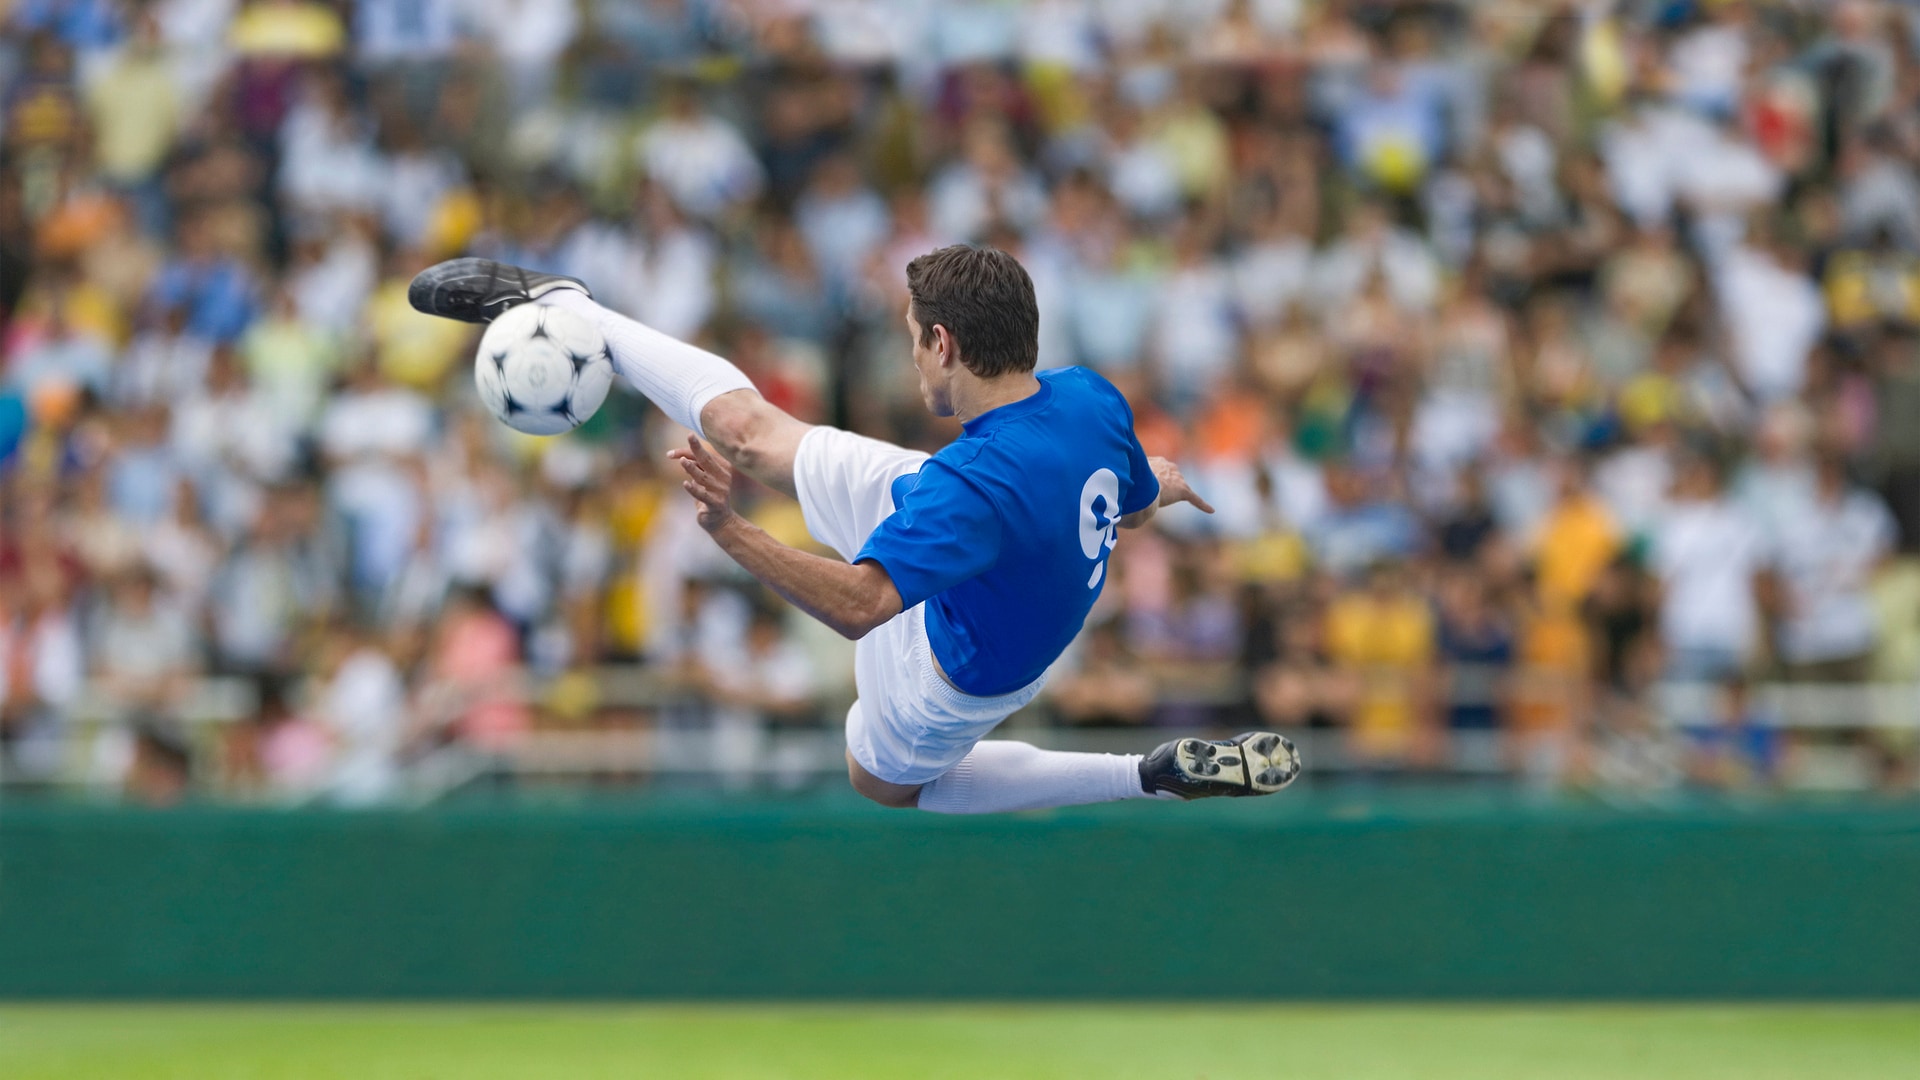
left=4, top=668, right=1918, bottom=800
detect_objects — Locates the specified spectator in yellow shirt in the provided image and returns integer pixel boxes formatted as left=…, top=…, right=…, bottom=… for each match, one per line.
left=363, top=252, right=472, bottom=390
left=228, top=0, right=346, bottom=59
left=1533, top=457, right=1621, bottom=609
left=1325, top=560, right=1437, bottom=767
left=83, top=13, right=180, bottom=188
left=1822, top=227, right=1920, bottom=333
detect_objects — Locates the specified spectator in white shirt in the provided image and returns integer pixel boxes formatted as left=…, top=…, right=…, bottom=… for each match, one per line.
left=91, top=564, right=202, bottom=718
left=1066, top=223, right=1158, bottom=374
left=116, top=306, right=213, bottom=409
left=1668, top=1, right=1752, bottom=119
left=278, top=69, right=385, bottom=223
left=637, top=82, right=765, bottom=222
left=1651, top=453, right=1767, bottom=680
left=1714, top=230, right=1825, bottom=404
left=171, top=344, right=299, bottom=488
left=1232, top=206, right=1313, bottom=331
left=1733, top=402, right=1817, bottom=538
left=470, top=0, right=580, bottom=105
left=374, top=116, right=468, bottom=251
left=1766, top=453, right=1897, bottom=680
left=318, top=362, right=436, bottom=463
left=316, top=628, right=408, bottom=805
left=285, top=217, right=379, bottom=337
left=1150, top=215, right=1240, bottom=413
left=0, top=559, right=86, bottom=779
left=928, top=118, right=1049, bottom=241
left=795, top=152, right=891, bottom=289
left=1313, top=200, right=1440, bottom=313
left=618, top=185, right=718, bottom=341
left=352, top=0, right=460, bottom=65
left=693, top=605, right=820, bottom=792
left=207, top=491, right=329, bottom=676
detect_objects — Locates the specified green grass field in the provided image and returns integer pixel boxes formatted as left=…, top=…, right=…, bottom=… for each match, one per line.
left=3, top=1004, right=1918, bottom=1079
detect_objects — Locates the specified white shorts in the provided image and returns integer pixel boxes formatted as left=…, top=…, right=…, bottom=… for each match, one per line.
left=793, top=426, right=1048, bottom=785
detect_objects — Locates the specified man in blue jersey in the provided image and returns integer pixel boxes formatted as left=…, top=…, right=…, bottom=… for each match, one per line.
left=410, top=246, right=1299, bottom=812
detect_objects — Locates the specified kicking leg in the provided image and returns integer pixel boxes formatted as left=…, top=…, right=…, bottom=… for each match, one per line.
left=402, top=257, right=809, bottom=496
left=537, top=291, right=810, bottom=498
left=696, top=389, right=810, bottom=501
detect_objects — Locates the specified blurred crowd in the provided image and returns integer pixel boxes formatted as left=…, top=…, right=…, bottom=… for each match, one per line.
left=6, top=0, right=1920, bottom=804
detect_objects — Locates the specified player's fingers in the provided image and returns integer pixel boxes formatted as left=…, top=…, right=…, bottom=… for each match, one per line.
left=677, top=449, right=724, bottom=484
left=678, top=459, right=724, bottom=500
left=1185, top=488, right=1216, bottom=514
left=684, top=476, right=724, bottom=505
left=669, top=448, right=721, bottom=486
left=689, top=435, right=728, bottom=473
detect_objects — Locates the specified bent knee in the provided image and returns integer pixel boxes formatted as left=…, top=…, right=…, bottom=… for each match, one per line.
left=853, top=784, right=919, bottom=810
left=701, top=393, right=785, bottom=464
left=845, top=753, right=920, bottom=809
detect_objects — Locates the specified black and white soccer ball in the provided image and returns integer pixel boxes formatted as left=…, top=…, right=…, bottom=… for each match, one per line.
left=474, top=303, right=614, bottom=436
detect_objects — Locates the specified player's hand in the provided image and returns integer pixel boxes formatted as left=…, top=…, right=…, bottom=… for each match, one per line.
left=1150, top=456, right=1215, bottom=514
left=669, top=435, right=738, bottom=533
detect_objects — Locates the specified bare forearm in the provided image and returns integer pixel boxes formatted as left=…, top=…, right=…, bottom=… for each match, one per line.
left=708, top=516, right=901, bottom=639
left=670, top=434, right=900, bottom=638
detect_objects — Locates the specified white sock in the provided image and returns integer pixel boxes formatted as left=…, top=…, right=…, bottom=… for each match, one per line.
left=541, top=290, right=755, bottom=440
left=915, top=740, right=1154, bottom=815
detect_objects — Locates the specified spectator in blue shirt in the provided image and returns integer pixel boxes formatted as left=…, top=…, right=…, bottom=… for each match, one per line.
left=1309, top=461, right=1426, bottom=579
left=11, top=0, right=123, bottom=55
left=147, top=213, right=259, bottom=345
left=1334, top=64, right=1447, bottom=193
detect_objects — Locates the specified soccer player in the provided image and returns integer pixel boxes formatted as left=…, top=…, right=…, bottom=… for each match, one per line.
left=409, top=247, right=1299, bottom=812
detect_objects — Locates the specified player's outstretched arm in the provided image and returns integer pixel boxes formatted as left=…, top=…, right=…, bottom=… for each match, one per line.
left=1118, top=456, right=1214, bottom=530
left=669, top=435, right=904, bottom=640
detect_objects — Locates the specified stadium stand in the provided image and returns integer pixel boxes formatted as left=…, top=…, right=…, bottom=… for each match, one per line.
left=5, top=0, right=1920, bottom=805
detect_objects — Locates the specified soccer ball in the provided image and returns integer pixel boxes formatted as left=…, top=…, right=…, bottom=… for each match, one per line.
left=474, top=303, right=614, bottom=436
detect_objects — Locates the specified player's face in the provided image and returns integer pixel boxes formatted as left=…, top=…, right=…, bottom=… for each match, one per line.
left=905, top=303, right=954, bottom=418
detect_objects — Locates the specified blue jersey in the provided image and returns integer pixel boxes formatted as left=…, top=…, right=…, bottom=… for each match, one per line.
left=855, top=367, right=1159, bottom=696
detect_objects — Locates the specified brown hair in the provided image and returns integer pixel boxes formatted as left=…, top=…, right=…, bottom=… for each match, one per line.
left=904, top=245, right=1038, bottom=378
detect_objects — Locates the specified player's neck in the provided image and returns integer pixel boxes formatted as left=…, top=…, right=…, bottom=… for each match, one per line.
left=950, top=372, right=1041, bottom=427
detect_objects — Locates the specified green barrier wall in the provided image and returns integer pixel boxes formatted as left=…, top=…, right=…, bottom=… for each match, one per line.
left=3, top=794, right=1918, bottom=999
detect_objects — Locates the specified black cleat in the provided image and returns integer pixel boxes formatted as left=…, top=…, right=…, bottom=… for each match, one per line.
left=407, top=257, right=590, bottom=324
left=1140, top=731, right=1300, bottom=800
